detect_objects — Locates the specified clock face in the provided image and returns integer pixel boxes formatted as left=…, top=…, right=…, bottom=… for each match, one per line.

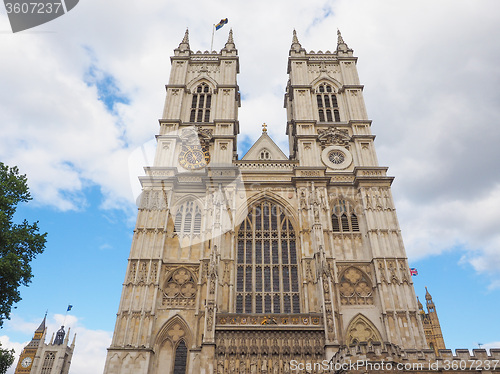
left=178, top=145, right=210, bottom=170
left=21, top=357, right=32, bottom=368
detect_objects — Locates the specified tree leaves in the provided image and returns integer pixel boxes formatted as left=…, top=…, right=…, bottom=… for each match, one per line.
left=0, top=162, right=46, bottom=327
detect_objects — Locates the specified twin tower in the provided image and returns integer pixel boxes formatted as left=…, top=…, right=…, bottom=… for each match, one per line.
left=102, top=29, right=435, bottom=373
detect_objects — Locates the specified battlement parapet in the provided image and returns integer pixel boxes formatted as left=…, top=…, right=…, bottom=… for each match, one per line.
left=332, top=342, right=500, bottom=373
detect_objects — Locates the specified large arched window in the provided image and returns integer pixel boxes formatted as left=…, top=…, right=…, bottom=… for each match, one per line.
left=236, top=201, right=300, bottom=314
left=189, top=83, right=211, bottom=122
left=173, top=340, right=188, bottom=374
left=174, top=201, right=202, bottom=235
left=331, top=199, right=359, bottom=233
left=316, top=83, right=340, bottom=122
left=41, top=352, right=55, bottom=374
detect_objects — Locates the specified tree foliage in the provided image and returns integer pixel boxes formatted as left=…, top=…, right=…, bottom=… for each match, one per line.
left=0, top=342, right=15, bottom=374
left=0, top=162, right=46, bottom=327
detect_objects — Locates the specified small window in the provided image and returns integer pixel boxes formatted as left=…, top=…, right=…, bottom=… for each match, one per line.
left=259, top=149, right=271, bottom=160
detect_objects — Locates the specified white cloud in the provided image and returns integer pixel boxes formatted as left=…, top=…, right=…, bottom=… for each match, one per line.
left=1, top=314, right=111, bottom=374
left=1, top=0, right=500, bottom=287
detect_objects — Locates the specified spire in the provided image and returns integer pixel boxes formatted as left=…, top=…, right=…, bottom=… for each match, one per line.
left=336, top=29, right=351, bottom=54
left=182, top=28, right=189, bottom=44
left=417, top=297, right=424, bottom=311
left=337, top=29, right=345, bottom=45
left=290, top=29, right=302, bottom=53
left=223, top=28, right=236, bottom=51
left=177, top=28, right=190, bottom=52
left=425, top=286, right=432, bottom=301
left=64, top=327, right=71, bottom=345
left=71, top=333, right=77, bottom=348
left=35, top=314, right=47, bottom=333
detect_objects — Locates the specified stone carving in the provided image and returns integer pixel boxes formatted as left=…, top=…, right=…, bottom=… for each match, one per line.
left=346, top=314, right=382, bottom=345
left=339, top=267, right=373, bottom=305
left=167, top=324, right=185, bottom=342
left=317, top=128, right=351, bottom=149
left=162, top=268, right=197, bottom=307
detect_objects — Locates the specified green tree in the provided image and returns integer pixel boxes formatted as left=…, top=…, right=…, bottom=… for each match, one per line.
left=0, top=163, right=46, bottom=327
left=0, top=342, right=14, bottom=374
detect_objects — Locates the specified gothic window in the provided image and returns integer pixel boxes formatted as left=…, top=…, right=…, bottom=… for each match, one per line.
left=162, top=268, right=197, bottom=307
left=41, top=352, right=56, bottom=374
left=174, top=201, right=202, bottom=235
left=316, top=83, right=340, bottom=122
left=236, top=201, right=300, bottom=313
left=331, top=199, right=360, bottom=233
left=339, top=267, right=373, bottom=305
left=259, top=149, right=271, bottom=160
left=190, top=83, right=211, bottom=122
left=173, top=340, right=188, bottom=374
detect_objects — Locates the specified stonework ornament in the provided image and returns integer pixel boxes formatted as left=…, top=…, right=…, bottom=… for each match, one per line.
left=339, top=267, right=373, bottom=305
left=346, top=314, right=382, bottom=345
left=321, top=145, right=353, bottom=170
left=162, top=268, right=197, bottom=307
left=317, top=127, right=351, bottom=149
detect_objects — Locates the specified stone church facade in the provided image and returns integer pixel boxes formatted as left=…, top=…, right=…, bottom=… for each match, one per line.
left=102, top=30, right=500, bottom=373
left=14, top=316, right=75, bottom=374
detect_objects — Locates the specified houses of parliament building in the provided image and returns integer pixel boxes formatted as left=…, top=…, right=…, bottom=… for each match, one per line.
left=96, top=29, right=500, bottom=373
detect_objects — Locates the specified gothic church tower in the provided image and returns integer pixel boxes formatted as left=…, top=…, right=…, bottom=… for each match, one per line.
left=14, top=315, right=75, bottom=374
left=103, top=29, right=427, bottom=374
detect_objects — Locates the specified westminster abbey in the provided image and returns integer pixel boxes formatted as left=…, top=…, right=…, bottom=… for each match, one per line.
left=102, top=29, right=500, bottom=373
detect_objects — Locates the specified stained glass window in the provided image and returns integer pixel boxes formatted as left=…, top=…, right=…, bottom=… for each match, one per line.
left=235, top=201, right=300, bottom=313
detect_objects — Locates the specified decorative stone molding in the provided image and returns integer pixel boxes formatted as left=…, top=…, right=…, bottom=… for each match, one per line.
left=317, top=127, right=351, bottom=149
left=161, top=267, right=197, bottom=307
left=338, top=266, right=374, bottom=305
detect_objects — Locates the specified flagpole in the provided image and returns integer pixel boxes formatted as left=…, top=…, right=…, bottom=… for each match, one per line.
left=62, top=309, right=68, bottom=327
left=210, top=24, right=215, bottom=51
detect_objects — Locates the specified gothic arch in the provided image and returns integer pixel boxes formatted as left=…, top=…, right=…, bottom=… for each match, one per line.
left=234, top=197, right=301, bottom=313
left=155, top=315, right=193, bottom=348
left=186, top=76, right=217, bottom=92
left=155, top=316, right=192, bottom=374
left=330, top=197, right=362, bottom=233
left=345, top=314, right=382, bottom=345
left=311, top=76, right=342, bottom=92
left=338, top=266, right=373, bottom=305
left=161, top=268, right=197, bottom=308
left=170, top=197, right=203, bottom=236
left=237, top=191, right=299, bottom=228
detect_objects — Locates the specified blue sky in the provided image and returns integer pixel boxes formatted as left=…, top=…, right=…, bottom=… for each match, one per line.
left=1, top=0, right=500, bottom=373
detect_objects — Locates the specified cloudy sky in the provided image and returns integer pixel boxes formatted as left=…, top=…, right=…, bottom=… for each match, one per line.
left=1, top=0, right=500, bottom=372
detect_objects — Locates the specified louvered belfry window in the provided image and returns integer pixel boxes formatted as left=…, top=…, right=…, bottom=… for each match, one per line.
left=317, top=83, right=340, bottom=122
left=190, top=83, right=211, bottom=122
left=331, top=199, right=360, bottom=233
left=236, top=201, right=300, bottom=314
left=174, top=201, right=202, bottom=235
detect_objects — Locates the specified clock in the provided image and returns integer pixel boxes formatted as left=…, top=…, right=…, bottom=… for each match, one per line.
left=321, top=145, right=352, bottom=170
left=21, top=356, right=32, bottom=368
left=178, top=145, right=210, bottom=170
